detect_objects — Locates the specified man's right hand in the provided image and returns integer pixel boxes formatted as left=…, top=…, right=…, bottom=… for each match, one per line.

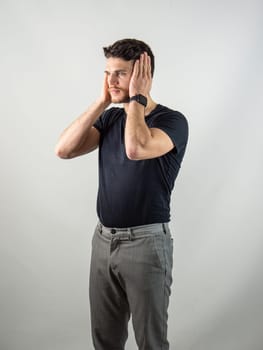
left=55, top=73, right=112, bottom=159
left=98, top=73, right=112, bottom=107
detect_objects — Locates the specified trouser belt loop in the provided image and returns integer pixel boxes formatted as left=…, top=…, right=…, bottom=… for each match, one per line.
left=162, top=223, right=167, bottom=234
left=127, top=228, right=133, bottom=240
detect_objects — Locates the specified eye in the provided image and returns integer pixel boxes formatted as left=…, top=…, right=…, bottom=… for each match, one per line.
left=118, top=71, right=126, bottom=77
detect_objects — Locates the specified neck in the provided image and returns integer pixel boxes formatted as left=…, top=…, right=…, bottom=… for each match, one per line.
left=124, top=95, right=157, bottom=116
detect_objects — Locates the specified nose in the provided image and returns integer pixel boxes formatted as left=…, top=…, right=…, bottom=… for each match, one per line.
left=108, top=73, right=119, bottom=87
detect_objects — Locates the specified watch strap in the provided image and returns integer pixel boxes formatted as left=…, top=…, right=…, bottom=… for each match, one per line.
left=129, top=94, right=147, bottom=107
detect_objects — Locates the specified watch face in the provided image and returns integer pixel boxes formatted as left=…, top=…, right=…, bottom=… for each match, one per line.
left=138, top=94, right=147, bottom=106
left=130, top=94, right=147, bottom=106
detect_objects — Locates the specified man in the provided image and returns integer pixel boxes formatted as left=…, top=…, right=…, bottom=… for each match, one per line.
left=55, top=38, right=188, bottom=350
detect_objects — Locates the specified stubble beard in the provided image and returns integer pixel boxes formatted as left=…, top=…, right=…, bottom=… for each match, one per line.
left=110, top=89, right=130, bottom=104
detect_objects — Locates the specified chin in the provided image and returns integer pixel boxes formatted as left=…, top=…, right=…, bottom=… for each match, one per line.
left=111, top=94, right=129, bottom=104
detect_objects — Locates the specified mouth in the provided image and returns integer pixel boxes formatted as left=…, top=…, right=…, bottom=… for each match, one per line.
left=109, top=88, right=129, bottom=103
left=109, top=88, right=122, bottom=94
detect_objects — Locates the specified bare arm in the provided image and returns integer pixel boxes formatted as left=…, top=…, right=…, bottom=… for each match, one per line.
left=55, top=75, right=111, bottom=159
left=125, top=102, right=174, bottom=160
left=125, top=53, right=174, bottom=160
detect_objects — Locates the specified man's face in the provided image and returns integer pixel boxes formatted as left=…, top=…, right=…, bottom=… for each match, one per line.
left=105, top=57, right=134, bottom=103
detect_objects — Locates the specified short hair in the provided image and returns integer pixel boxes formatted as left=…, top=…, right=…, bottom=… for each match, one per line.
left=103, top=38, right=155, bottom=77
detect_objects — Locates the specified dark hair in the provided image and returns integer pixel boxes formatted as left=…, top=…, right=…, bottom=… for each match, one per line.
left=103, top=38, right=155, bottom=77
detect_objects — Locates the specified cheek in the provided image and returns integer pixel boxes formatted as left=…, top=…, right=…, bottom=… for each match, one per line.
left=122, top=77, right=131, bottom=88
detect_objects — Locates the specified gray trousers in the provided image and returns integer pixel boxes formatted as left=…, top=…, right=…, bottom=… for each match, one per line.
left=89, top=221, right=174, bottom=350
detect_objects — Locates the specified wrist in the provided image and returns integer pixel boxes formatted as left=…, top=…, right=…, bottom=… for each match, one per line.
left=129, top=94, right=147, bottom=107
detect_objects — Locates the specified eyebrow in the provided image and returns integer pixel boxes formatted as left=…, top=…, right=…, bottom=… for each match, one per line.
left=104, top=69, right=128, bottom=74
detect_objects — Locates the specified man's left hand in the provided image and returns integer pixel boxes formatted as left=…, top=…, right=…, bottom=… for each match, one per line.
left=129, top=52, right=152, bottom=97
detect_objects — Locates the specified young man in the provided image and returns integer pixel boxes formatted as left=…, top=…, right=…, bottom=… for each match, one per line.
left=55, top=38, right=188, bottom=350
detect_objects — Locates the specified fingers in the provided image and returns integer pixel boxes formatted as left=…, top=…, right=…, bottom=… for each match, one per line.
left=139, top=53, right=145, bottom=76
left=137, top=52, right=151, bottom=78
left=132, top=58, right=139, bottom=78
left=129, top=52, right=152, bottom=96
left=147, top=54, right=151, bottom=78
left=103, top=71, right=108, bottom=86
left=100, top=72, right=111, bottom=104
left=103, top=72, right=109, bottom=94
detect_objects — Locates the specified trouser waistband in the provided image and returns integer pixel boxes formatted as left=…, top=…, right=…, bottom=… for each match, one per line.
left=96, top=221, right=170, bottom=240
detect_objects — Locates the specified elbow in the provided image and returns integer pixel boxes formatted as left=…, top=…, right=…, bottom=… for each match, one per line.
left=126, top=150, right=137, bottom=160
left=125, top=138, right=149, bottom=160
left=125, top=134, right=150, bottom=160
left=55, top=145, right=72, bottom=159
left=125, top=145, right=141, bottom=160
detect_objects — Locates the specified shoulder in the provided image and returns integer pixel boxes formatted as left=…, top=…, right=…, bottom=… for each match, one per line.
left=94, top=107, right=124, bottom=132
left=150, top=104, right=188, bottom=129
left=154, top=104, right=187, bottom=118
left=149, top=104, right=189, bottom=152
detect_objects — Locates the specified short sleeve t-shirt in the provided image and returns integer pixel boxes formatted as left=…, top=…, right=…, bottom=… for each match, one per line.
left=94, top=104, right=188, bottom=228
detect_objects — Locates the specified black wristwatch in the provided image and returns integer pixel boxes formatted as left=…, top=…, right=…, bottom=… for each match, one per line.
left=129, top=94, right=147, bottom=107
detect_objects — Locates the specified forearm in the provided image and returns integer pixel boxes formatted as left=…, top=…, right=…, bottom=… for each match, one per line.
left=55, top=100, right=108, bottom=158
left=125, top=101, right=152, bottom=160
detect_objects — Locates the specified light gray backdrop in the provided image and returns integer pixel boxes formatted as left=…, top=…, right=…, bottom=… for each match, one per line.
left=1, top=0, right=263, bottom=349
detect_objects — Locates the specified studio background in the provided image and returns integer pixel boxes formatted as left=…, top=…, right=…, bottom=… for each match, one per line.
left=1, top=0, right=262, bottom=349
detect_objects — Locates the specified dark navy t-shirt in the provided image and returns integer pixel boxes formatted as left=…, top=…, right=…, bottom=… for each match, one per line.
left=94, top=104, right=188, bottom=228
